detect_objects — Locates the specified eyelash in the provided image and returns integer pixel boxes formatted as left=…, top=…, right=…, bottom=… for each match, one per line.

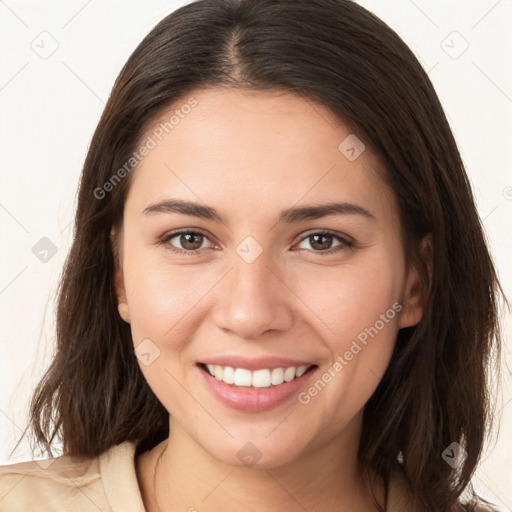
left=158, top=228, right=354, bottom=257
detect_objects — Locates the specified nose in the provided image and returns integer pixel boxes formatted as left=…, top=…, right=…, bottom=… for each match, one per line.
left=211, top=244, right=294, bottom=339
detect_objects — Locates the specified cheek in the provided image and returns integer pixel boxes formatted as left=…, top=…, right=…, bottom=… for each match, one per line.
left=123, top=258, right=213, bottom=414
left=293, top=256, right=402, bottom=346
left=125, top=241, right=404, bottom=349
left=124, top=249, right=214, bottom=345
left=291, top=259, right=402, bottom=412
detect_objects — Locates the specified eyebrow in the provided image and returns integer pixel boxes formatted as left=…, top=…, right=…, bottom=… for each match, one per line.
left=143, top=199, right=376, bottom=224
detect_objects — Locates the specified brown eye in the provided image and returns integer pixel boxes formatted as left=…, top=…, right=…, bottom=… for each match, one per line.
left=175, top=232, right=204, bottom=251
left=296, top=231, right=353, bottom=255
left=160, top=230, right=213, bottom=255
left=308, top=234, right=334, bottom=251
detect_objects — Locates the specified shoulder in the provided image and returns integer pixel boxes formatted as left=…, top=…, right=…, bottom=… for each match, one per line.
left=0, top=441, right=141, bottom=512
left=0, top=450, right=107, bottom=512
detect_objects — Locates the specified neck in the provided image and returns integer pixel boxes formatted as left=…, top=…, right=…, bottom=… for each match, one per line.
left=136, top=414, right=386, bottom=512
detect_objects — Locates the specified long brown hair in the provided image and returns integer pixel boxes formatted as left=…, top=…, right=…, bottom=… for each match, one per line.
left=14, top=1, right=506, bottom=510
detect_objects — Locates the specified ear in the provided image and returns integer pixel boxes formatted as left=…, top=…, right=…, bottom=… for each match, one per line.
left=111, top=228, right=131, bottom=324
left=399, top=234, right=433, bottom=329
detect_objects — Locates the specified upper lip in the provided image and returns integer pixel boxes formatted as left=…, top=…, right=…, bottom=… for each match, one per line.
left=199, top=356, right=316, bottom=371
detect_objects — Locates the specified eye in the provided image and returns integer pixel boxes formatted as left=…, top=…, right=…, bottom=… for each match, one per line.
left=159, top=229, right=354, bottom=257
left=295, top=231, right=354, bottom=256
left=160, top=229, right=215, bottom=256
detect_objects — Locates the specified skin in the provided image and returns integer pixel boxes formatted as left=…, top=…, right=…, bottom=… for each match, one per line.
left=113, top=88, right=428, bottom=512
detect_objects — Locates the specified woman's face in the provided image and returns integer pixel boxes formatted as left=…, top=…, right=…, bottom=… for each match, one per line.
left=114, top=88, right=424, bottom=468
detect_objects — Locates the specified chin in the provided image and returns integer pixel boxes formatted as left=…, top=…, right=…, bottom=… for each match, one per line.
left=202, top=435, right=308, bottom=470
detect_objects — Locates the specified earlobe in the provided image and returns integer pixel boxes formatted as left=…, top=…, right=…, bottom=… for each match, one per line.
left=399, top=234, right=433, bottom=329
left=111, top=228, right=131, bottom=324
left=117, top=301, right=131, bottom=323
left=398, top=270, right=423, bottom=328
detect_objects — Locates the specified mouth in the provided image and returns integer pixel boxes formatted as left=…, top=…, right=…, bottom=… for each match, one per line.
left=196, top=361, right=319, bottom=412
left=197, top=362, right=318, bottom=389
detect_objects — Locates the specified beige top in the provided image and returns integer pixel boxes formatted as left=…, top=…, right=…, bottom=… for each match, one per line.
left=0, top=441, right=486, bottom=511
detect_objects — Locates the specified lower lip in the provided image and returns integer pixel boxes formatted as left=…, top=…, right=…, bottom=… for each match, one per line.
left=196, top=364, right=318, bottom=412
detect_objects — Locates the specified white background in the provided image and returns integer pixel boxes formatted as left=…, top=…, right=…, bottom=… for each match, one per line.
left=1, top=0, right=511, bottom=509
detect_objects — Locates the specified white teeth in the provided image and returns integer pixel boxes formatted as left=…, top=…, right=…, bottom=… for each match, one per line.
left=222, top=366, right=235, bottom=384
left=283, top=367, right=296, bottom=382
left=214, top=365, right=223, bottom=380
left=296, top=365, right=308, bottom=377
left=252, top=369, right=272, bottom=388
left=234, top=368, right=252, bottom=386
left=271, top=367, right=284, bottom=385
left=204, top=364, right=312, bottom=387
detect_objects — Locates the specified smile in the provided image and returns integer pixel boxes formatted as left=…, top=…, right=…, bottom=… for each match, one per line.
left=197, top=362, right=319, bottom=412
left=203, top=363, right=314, bottom=388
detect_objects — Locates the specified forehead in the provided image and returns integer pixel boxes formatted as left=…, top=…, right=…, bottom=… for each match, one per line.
left=126, top=88, right=396, bottom=223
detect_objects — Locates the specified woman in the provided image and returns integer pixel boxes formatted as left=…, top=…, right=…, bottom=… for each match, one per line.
left=0, top=1, right=506, bottom=511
